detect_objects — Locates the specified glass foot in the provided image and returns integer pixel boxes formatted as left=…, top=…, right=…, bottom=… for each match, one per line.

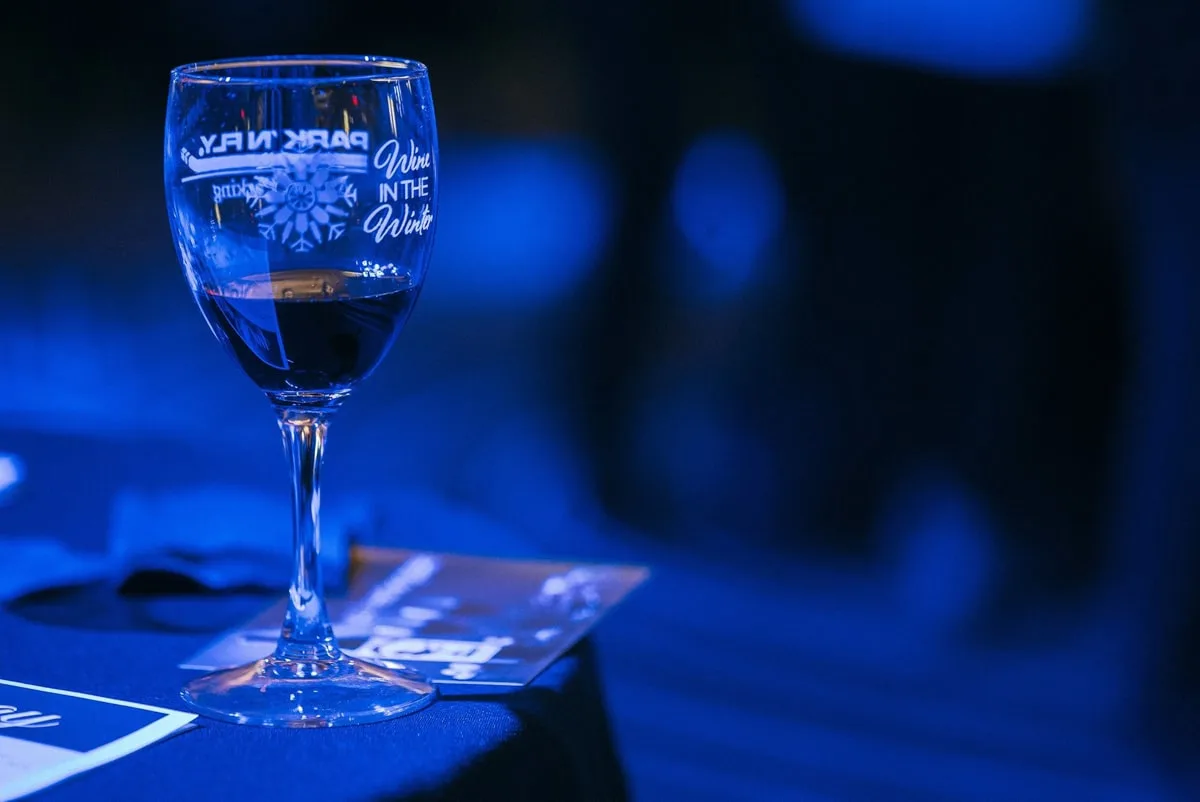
left=181, top=653, right=437, bottom=727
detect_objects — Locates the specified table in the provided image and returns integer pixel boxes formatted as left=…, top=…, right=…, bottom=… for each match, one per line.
left=0, top=428, right=629, bottom=801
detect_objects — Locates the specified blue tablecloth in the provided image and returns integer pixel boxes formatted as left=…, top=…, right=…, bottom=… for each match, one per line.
left=0, top=428, right=628, bottom=801
left=3, top=597, right=624, bottom=801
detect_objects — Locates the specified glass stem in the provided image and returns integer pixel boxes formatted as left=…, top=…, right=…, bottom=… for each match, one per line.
left=275, top=409, right=340, bottom=664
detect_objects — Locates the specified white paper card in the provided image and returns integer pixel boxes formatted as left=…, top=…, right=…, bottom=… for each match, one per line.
left=183, top=547, right=649, bottom=690
left=0, top=679, right=196, bottom=801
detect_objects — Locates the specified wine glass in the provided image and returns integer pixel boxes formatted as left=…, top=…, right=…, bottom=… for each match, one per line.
left=164, top=55, right=439, bottom=727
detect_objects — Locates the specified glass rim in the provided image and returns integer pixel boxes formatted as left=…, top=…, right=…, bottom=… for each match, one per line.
left=170, top=54, right=429, bottom=85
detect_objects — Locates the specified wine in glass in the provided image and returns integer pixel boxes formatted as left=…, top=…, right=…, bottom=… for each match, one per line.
left=164, top=55, right=439, bottom=727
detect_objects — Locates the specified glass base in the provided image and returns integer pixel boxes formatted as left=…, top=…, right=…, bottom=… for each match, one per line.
left=181, top=653, right=437, bottom=727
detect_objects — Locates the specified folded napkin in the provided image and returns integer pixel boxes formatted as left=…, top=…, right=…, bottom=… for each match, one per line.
left=1, top=537, right=112, bottom=603
left=109, top=484, right=364, bottom=594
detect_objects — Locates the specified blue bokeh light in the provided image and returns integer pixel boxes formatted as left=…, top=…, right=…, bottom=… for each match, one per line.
left=788, top=0, right=1091, bottom=78
left=630, top=380, right=779, bottom=538
left=670, top=130, right=785, bottom=297
left=0, top=453, right=24, bottom=500
left=430, top=139, right=613, bottom=308
left=875, top=469, right=1001, bottom=635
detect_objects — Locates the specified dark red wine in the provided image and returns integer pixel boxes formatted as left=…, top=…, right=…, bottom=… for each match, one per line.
left=194, top=268, right=420, bottom=396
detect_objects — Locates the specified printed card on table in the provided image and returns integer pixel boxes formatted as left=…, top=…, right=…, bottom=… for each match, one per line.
left=0, top=679, right=196, bottom=802
left=183, top=547, right=649, bottom=690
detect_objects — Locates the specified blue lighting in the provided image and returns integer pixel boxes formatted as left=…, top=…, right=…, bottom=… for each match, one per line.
left=788, top=0, right=1090, bottom=78
left=631, top=382, right=778, bottom=537
left=671, top=131, right=784, bottom=297
left=877, top=470, right=1000, bottom=634
left=0, top=453, right=23, bottom=500
left=431, top=139, right=613, bottom=307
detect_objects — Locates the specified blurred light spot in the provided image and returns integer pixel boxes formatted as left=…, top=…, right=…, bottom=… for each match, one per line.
left=788, top=0, right=1090, bottom=78
left=632, top=383, right=777, bottom=536
left=432, top=139, right=613, bottom=307
left=671, top=131, right=784, bottom=297
left=0, top=453, right=24, bottom=499
left=877, top=469, right=1000, bottom=634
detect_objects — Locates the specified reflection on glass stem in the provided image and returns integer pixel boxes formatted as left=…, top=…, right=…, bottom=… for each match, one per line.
left=276, top=410, right=339, bottom=667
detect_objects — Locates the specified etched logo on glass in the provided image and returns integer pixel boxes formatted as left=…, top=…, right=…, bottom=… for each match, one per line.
left=363, top=138, right=435, bottom=242
left=245, top=161, right=358, bottom=252
left=179, top=128, right=370, bottom=252
left=178, top=128, right=436, bottom=252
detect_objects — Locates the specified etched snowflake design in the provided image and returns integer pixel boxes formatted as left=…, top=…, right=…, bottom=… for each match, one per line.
left=245, top=159, right=358, bottom=252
